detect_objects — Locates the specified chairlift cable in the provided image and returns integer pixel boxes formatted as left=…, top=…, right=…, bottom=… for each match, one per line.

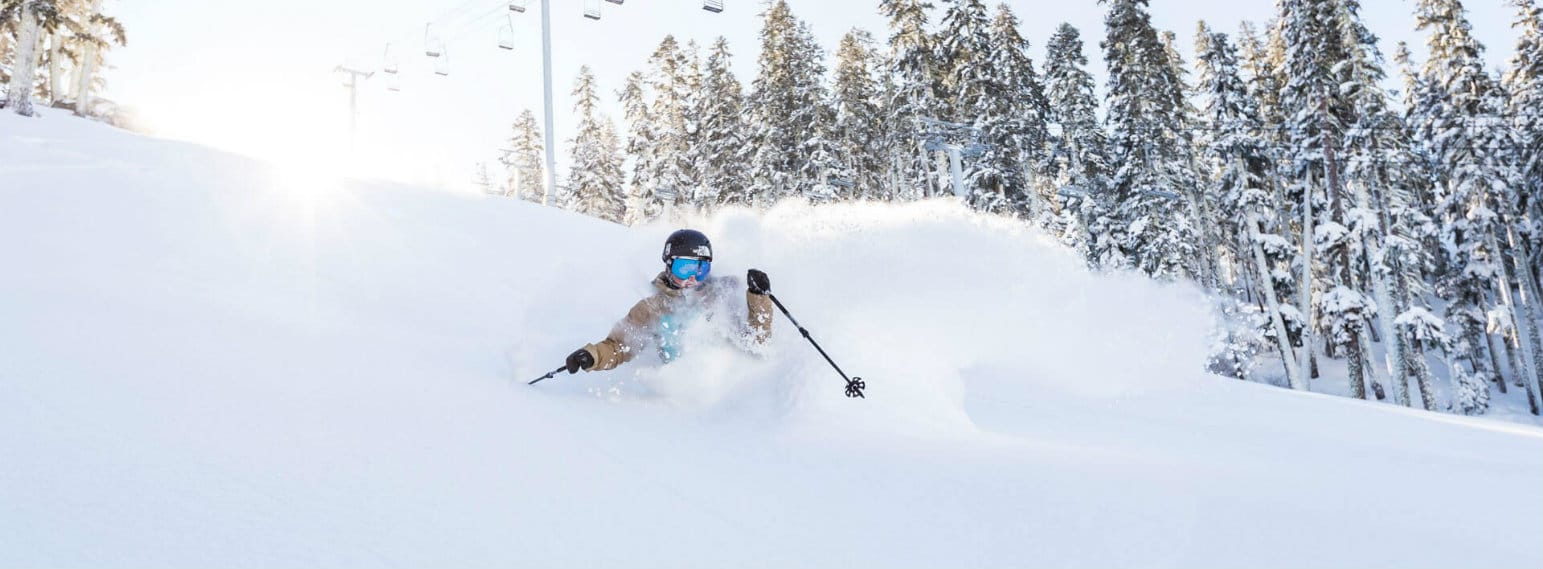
left=342, top=0, right=507, bottom=67
left=428, top=0, right=505, bottom=30
left=440, top=3, right=514, bottom=40
left=382, top=0, right=501, bottom=49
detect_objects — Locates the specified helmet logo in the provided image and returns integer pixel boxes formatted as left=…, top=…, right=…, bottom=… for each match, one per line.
left=693, top=245, right=711, bottom=257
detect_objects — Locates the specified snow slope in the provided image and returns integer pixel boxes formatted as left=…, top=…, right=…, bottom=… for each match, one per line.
left=3, top=114, right=1541, bottom=568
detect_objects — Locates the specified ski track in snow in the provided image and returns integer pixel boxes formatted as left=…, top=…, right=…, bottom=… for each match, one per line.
left=3, top=114, right=1541, bottom=568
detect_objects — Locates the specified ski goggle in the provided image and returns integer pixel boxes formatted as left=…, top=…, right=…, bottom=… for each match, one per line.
left=668, top=257, right=711, bottom=281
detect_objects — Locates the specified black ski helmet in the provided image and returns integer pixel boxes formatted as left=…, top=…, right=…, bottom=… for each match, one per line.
left=662, top=229, right=713, bottom=262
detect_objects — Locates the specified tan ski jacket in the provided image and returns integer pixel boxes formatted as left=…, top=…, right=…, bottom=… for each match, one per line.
left=581, top=272, right=773, bottom=371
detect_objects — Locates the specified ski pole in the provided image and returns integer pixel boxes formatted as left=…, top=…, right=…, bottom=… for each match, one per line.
left=528, top=365, right=568, bottom=385
left=766, top=293, right=866, bottom=398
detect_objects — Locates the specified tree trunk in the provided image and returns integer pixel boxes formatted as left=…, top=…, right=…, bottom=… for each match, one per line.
left=1323, top=127, right=1365, bottom=398
left=1410, top=337, right=1437, bottom=411
left=72, top=0, right=108, bottom=116
left=1501, top=227, right=1543, bottom=414
left=1483, top=321, right=1507, bottom=394
left=1353, top=179, right=1409, bottom=406
left=47, top=32, right=63, bottom=104
left=1391, top=251, right=1436, bottom=409
left=1248, top=211, right=1300, bottom=385
left=5, top=3, right=43, bottom=116
left=1188, top=184, right=1220, bottom=290
left=75, top=40, right=99, bottom=116
left=1499, top=228, right=1536, bottom=413
left=1296, top=178, right=1315, bottom=391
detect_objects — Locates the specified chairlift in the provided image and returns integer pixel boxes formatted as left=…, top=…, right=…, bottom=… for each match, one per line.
left=583, top=0, right=601, bottom=20
left=383, top=43, right=399, bottom=74
left=434, top=48, right=450, bottom=76
left=499, top=17, right=515, bottom=50
left=508, top=0, right=527, bottom=12
left=424, top=23, right=444, bottom=57
left=703, top=0, right=724, bottom=13
left=605, top=0, right=623, bottom=4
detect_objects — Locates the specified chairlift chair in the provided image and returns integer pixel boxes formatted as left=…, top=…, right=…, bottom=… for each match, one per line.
left=605, top=0, right=623, bottom=4
left=508, top=0, right=527, bottom=12
left=424, top=23, right=444, bottom=57
left=703, top=0, right=724, bottom=13
left=387, top=74, right=402, bottom=92
left=583, top=0, right=601, bottom=20
left=499, top=17, right=515, bottom=50
left=434, top=49, right=450, bottom=76
left=383, top=43, right=399, bottom=74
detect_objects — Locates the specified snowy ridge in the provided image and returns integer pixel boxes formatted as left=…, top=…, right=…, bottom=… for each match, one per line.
left=3, top=115, right=1541, bottom=568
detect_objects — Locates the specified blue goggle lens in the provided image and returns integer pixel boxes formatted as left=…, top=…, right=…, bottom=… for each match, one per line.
left=669, top=257, right=711, bottom=280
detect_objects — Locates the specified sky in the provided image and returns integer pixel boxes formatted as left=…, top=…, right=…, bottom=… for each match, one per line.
left=104, top=0, right=1523, bottom=192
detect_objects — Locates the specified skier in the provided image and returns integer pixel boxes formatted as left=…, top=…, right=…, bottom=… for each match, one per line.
left=562, top=229, right=773, bottom=374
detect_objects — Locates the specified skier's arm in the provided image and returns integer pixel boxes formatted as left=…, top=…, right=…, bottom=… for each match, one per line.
left=746, top=269, right=772, bottom=344
left=582, top=298, right=658, bottom=371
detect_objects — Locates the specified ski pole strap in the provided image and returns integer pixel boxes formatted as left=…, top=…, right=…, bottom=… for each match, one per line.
left=767, top=294, right=866, bottom=398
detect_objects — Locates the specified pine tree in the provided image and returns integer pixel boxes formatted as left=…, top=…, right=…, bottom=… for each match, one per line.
left=971, top=4, right=1051, bottom=219
left=680, top=40, right=709, bottom=207
left=618, top=71, right=661, bottom=224
left=1394, top=41, right=1450, bottom=410
left=1334, top=0, right=1445, bottom=405
left=831, top=29, right=885, bottom=200
left=599, top=117, right=628, bottom=216
left=1237, top=20, right=1287, bottom=145
left=1044, top=23, right=1116, bottom=267
left=1162, top=27, right=1221, bottom=290
left=1278, top=0, right=1369, bottom=393
left=1502, top=0, right=1543, bottom=414
left=940, top=0, right=1002, bottom=211
left=565, top=66, right=626, bottom=223
left=937, top=0, right=991, bottom=126
left=1237, top=19, right=1298, bottom=280
left=1, top=0, right=122, bottom=111
left=1196, top=26, right=1302, bottom=384
left=1506, top=0, right=1543, bottom=256
left=793, top=19, right=841, bottom=203
left=646, top=35, right=693, bottom=210
left=1100, top=0, right=1201, bottom=280
left=878, top=0, right=942, bottom=199
left=3, top=0, right=53, bottom=115
left=502, top=109, right=546, bottom=202
left=39, top=0, right=121, bottom=114
left=1413, top=0, right=1523, bottom=414
left=746, top=1, right=834, bottom=204
left=473, top=162, right=495, bottom=196
left=698, top=37, right=748, bottom=206
left=745, top=0, right=800, bottom=204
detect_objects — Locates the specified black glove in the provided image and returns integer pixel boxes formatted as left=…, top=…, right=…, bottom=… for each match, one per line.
left=565, top=348, right=595, bottom=374
left=747, top=269, right=770, bottom=295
